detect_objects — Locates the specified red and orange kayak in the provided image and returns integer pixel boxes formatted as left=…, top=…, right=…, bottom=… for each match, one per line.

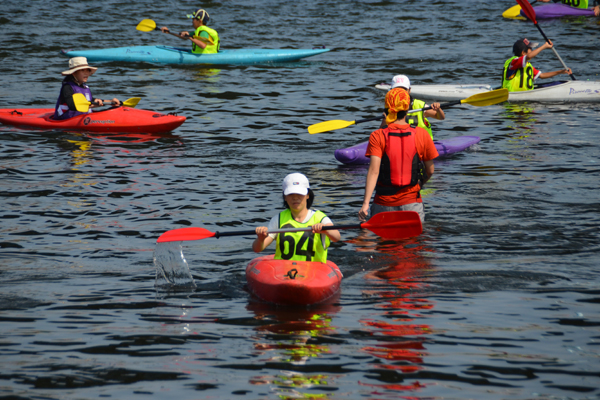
left=246, top=255, right=343, bottom=306
left=0, top=107, right=186, bottom=133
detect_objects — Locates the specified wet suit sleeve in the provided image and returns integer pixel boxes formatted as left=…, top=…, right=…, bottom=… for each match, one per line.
left=60, top=84, right=77, bottom=111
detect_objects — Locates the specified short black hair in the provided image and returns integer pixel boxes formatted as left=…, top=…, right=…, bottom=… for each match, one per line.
left=385, top=108, right=408, bottom=121
left=283, top=188, right=314, bottom=209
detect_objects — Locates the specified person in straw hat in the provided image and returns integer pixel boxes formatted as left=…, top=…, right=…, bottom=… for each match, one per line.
left=53, top=57, right=120, bottom=120
left=160, top=8, right=220, bottom=54
left=359, top=88, right=439, bottom=224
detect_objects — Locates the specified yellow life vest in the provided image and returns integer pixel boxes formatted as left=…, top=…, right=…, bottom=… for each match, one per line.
left=560, top=0, right=589, bottom=8
left=193, top=26, right=220, bottom=54
left=502, top=56, right=535, bottom=92
left=275, top=209, right=330, bottom=263
left=407, top=98, right=433, bottom=140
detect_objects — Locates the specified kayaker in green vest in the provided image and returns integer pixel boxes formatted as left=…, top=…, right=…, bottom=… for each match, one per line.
left=160, top=9, right=220, bottom=54
left=253, top=173, right=340, bottom=263
left=380, top=75, right=445, bottom=140
left=539, top=0, right=600, bottom=16
left=502, top=38, right=572, bottom=92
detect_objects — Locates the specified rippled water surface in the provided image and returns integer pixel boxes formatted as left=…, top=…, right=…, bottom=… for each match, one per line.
left=1, top=1, right=600, bottom=399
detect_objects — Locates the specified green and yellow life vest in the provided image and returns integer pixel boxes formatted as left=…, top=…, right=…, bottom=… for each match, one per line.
left=407, top=98, right=433, bottom=140
left=502, top=56, right=535, bottom=92
left=559, top=0, right=589, bottom=8
left=193, top=26, right=220, bottom=54
left=275, top=209, right=330, bottom=263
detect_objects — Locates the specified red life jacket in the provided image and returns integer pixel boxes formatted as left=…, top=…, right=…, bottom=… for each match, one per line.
left=376, top=126, right=424, bottom=196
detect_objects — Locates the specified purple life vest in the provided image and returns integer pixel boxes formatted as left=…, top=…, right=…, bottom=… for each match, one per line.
left=53, top=80, right=94, bottom=120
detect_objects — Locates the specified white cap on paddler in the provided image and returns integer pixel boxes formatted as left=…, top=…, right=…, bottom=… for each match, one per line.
left=282, top=173, right=310, bottom=196
left=390, top=74, right=410, bottom=90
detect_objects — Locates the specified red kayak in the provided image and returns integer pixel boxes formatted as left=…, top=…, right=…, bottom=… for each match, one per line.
left=0, top=107, right=186, bottom=133
left=246, top=255, right=343, bottom=306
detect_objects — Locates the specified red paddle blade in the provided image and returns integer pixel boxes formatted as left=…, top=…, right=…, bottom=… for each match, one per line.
left=157, top=227, right=217, bottom=243
left=516, top=0, right=537, bottom=23
left=362, top=211, right=423, bottom=239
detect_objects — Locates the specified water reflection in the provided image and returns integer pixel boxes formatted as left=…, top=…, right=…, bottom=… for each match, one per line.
left=246, top=301, right=342, bottom=398
left=85, top=130, right=182, bottom=144
left=359, top=238, right=434, bottom=395
left=501, top=103, right=538, bottom=138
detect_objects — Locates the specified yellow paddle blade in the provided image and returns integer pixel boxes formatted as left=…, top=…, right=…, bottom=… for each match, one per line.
left=502, top=4, right=526, bottom=20
left=193, top=35, right=214, bottom=45
left=72, top=93, right=91, bottom=113
left=308, top=119, right=356, bottom=134
left=122, top=97, right=141, bottom=108
left=460, top=88, right=509, bottom=107
left=136, top=19, right=157, bottom=32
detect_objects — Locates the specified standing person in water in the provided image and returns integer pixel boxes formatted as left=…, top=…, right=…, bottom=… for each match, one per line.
left=54, top=57, right=120, bottom=120
left=502, top=38, right=572, bottom=92
left=359, top=88, right=439, bottom=224
left=382, top=75, right=445, bottom=140
left=160, top=9, right=220, bottom=54
left=539, top=0, right=600, bottom=16
left=253, top=173, right=340, bottom=263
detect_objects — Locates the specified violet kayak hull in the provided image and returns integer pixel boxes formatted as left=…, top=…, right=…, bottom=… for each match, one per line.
left=523, top=3, right=595, bottom=19
left=334, top=135, right=481, bottom=165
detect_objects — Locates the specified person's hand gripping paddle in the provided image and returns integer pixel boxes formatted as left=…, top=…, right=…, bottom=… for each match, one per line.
left=307, top=88, right=509, bottom=134
left=156, top=211, right=423, bottom=243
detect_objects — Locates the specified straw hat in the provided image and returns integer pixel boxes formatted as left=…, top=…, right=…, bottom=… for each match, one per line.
left=62, top=57, right=98, bottom=76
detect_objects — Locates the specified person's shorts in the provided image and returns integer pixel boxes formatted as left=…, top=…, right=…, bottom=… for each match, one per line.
left=371, top=202, right=425, bottom=223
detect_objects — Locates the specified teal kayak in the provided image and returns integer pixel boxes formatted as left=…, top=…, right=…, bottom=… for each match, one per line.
left=60, top=46, right=330, bottom=65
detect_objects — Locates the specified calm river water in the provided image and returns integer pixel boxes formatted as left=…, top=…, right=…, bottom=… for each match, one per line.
left=1, top=0, right=599, bottom=399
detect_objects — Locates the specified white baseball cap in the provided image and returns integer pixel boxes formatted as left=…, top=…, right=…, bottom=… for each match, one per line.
left=282, top=173, right=310, bottom=196
left=390, top=75, right=410, bottom=90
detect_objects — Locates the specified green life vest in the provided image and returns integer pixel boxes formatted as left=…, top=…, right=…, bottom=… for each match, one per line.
left=275, top=209, right=330, bottom=263
left=502, top=56, right=535, bottom=92
left=560, top=0, right=589, bottom=8
left=407, top=98, right=433, bottom=140
left=193, top=26, right=220, bottom=54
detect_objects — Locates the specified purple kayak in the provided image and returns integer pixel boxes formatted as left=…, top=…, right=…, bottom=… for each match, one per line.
left=521, top=3, right=595, bottom=18
left=334, top=136, right=480, bottom=165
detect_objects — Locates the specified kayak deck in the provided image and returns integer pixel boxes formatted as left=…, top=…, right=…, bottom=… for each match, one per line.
left=523, top=3, right=595, bottom=19
left=0, top=107, right=186, bottom=133
left=246, top=255, right=343, bottom=306
left=61, top=46, right=330, bottom=65
left=334, top=136, right=481, bottom=165
left=375, top=81, right=600, bottom=103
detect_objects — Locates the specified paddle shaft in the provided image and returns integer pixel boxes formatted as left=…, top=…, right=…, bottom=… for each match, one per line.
left=156, top=211, right=422, bottom=242
left=532, top=24, right=576, bottom=80
left=100, top=99, right=120, bottom=106
left=356, top=100, right=462, bottom=124
left=213, top=224, right=359, bottom=238
left=161, top=29, right=192, bottom=39
left=160, top=28, right=212, bottom=44
left=516, top=0, right=575, bottom=80
left=75, top=97, right=139, bottom=112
